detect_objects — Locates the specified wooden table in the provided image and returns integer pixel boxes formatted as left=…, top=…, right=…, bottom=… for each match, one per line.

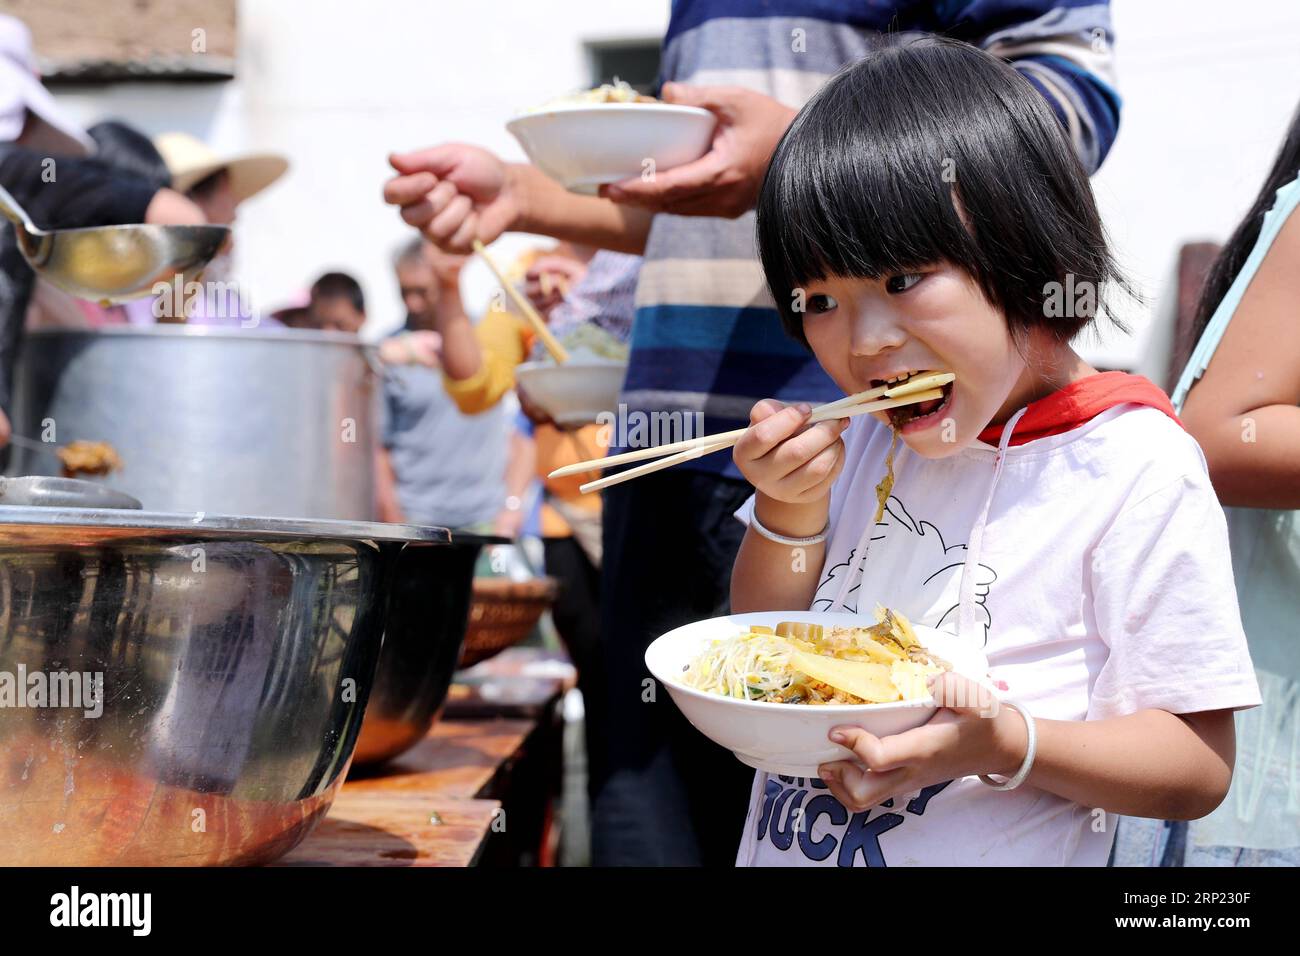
left=276, top=791, right=502, bottom=867
left=280, top=649, right=572, bottom=867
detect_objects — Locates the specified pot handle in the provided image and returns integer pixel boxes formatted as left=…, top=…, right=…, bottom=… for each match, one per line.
left=0, top=476, right=143, bottom=510
left=362, top=345, right=392, bottom=381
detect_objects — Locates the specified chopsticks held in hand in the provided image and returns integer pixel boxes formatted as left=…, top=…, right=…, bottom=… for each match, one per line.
left=551, top=372, right=955, bottom=494
left=471, top=239, right=570, bottom=364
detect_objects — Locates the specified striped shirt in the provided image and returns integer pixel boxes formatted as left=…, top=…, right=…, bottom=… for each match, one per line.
left=623, top=0, right=1122, bottom=477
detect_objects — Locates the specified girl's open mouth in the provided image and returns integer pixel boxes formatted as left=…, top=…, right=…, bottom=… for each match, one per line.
left=886, top=380, right=954, bottom=432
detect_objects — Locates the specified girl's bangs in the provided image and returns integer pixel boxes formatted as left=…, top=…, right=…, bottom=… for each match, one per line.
left=759, top=87, right=977, bottom=303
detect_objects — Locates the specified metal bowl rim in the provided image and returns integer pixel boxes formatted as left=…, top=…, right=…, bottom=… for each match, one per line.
left=42, top=222, right=231, bottom=241
left=21, top=324, right=374, bottom=347
left=0, top=505, right=452, bottom=544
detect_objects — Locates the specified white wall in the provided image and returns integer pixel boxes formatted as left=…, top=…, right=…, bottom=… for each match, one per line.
left=1092, top=0, right=1300, bottom=378
left=52, top=0, right=1300, bottom=374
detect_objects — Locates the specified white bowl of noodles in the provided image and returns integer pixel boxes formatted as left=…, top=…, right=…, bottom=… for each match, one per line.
left=645, top=610, right=992, bottom=776
left=506, top=91, right=716, bottom=194
left=513, top=323, right=630, bottom=426
left=515, top=358, right=627, bottom=427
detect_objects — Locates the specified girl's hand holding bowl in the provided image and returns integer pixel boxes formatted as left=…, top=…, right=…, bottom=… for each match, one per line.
left=820, top=671, right=1030, bottom=812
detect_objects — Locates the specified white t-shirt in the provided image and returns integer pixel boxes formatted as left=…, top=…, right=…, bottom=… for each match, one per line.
left=733, top=404, right=1261, bottom=866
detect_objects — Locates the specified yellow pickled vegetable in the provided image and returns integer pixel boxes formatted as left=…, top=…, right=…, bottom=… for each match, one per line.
left=775, top=621, right=825, bottom=642
left=787, top=648, right=900, bottom=703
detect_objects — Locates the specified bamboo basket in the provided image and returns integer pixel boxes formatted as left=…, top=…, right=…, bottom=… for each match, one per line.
left=459, top=576, right=559, bottom=668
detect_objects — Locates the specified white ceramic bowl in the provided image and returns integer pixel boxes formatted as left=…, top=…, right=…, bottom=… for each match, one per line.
left=645, top=611, right=992, bottom=776
left=506, top=104, right=716, bottom=194
left=514, top=358, right=627, bottom=427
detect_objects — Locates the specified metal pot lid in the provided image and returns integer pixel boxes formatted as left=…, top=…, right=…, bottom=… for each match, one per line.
left=0, top=478, right=451, bottom=544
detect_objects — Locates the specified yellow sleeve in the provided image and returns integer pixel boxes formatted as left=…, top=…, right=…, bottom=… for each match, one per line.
left=442, top=309, right=529, bottom=415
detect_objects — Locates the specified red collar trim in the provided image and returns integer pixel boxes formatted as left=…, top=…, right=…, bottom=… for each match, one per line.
left=977, top=372, right=1183, bottom=447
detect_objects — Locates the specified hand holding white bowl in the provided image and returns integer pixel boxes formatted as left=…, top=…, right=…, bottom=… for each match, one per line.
left=506, top=94, right=717, bottom=197
left=645, top=611, right=995, bottom=776
left=599, top=83, right=797, bottom=218
left=820, top=670, right=1029, bottom=812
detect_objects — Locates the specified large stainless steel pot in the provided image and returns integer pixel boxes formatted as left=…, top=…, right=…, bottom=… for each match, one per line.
left=7, top=326, right=379, bottom=520
left=0, top=498, right=449, bottom=866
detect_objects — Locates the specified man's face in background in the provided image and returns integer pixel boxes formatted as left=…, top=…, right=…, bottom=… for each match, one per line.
left=396, top=256, right=438, bottom=329
left=310, top=293, right=365, bottom=333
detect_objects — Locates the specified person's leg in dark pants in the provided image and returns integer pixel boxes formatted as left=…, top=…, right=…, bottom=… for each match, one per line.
left=592, top=469, right=757, bottom=866
left=541, top=535, right=607, bottom=800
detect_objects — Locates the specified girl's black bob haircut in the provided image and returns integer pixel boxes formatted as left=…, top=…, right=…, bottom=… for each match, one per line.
left=756, top=36, right=1127, bottom=348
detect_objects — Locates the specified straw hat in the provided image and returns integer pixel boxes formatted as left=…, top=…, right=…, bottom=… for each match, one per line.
left=153, top=131, right=288, bottom=201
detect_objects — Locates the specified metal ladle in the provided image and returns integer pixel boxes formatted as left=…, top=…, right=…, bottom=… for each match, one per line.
left=0, top=183, right=230, bottom=304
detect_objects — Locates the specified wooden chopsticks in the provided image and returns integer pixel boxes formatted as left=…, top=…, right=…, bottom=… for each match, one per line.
left=577, top=439, right=736, bottom=494
left=472, top=239, right=570, bottom=364
left=548, top=372, right=954, bottom=494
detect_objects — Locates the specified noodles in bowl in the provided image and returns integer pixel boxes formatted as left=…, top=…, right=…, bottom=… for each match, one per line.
left=646, top=610, right=991, bottom=775
left=683, top=608, right=950, bottom=705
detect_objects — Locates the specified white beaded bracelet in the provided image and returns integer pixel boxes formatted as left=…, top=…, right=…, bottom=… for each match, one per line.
left=750, top=510, right=830, bottom=547
left=978, top=699, right=1037, bottom=792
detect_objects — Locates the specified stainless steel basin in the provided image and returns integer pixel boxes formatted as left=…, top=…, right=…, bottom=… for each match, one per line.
left=352, top=534, right=499, bottom=769
left=0, top=505, right=449, bottom=866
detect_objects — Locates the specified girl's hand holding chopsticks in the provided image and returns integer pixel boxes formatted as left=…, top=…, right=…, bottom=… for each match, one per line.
left=733, top=400, right=848, bottom=505
left=552, top=372, right=952, bottom=494
left=731, top=400, right=844, bottom=613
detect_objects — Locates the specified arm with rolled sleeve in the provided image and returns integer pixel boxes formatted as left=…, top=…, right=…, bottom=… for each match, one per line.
left=440, top=308, right=530, bottom=415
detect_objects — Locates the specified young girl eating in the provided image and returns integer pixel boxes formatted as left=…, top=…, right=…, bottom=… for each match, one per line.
left=728, top=37, right=1261, bottom=866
